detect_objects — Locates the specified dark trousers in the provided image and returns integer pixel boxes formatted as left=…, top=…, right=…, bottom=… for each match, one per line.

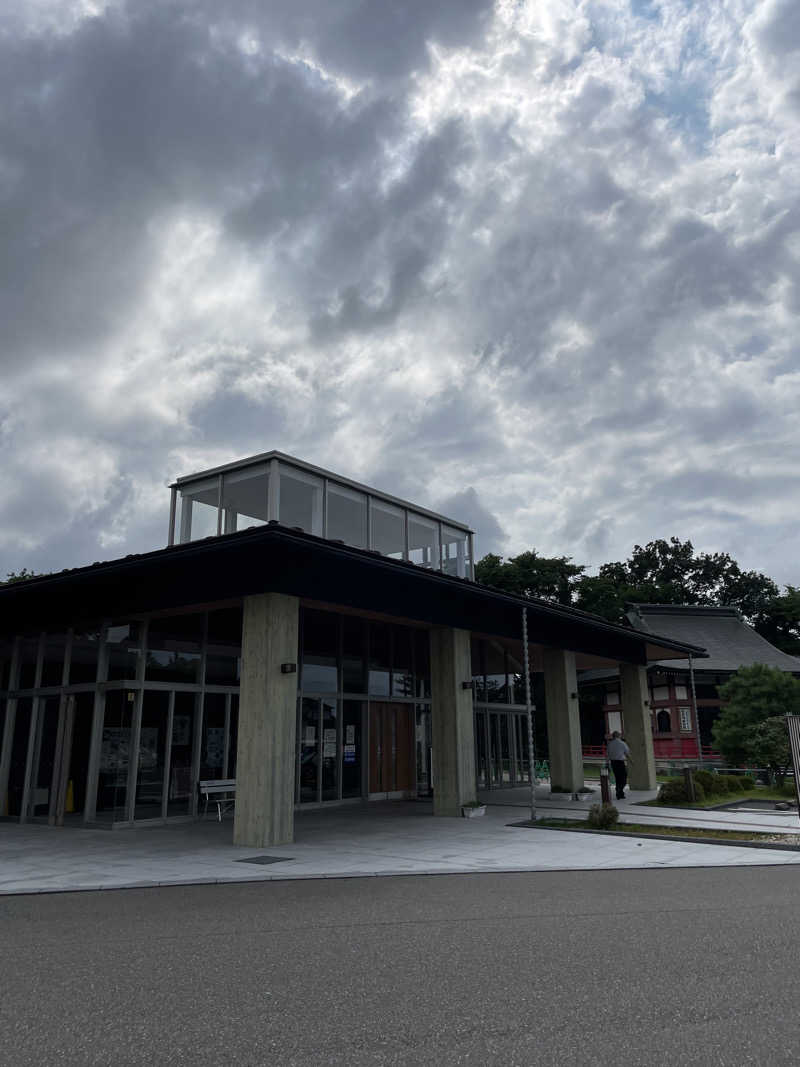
left=611, top=760, right=627, bottom=798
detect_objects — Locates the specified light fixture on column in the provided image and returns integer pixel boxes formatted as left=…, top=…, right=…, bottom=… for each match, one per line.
left=461, top=680, right=474, bottom=690
left=280, top=662, right=297, bottom=674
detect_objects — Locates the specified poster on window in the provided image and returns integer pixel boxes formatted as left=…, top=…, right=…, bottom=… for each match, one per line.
left=172, top=714, right=191, bottom=746
left=100, top=728, right=130, bottom=784
left=206, top=727, right=225, bottom=768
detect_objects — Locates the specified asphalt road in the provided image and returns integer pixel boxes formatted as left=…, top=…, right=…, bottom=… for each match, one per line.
left=3, top=867, right=800, bottom=1066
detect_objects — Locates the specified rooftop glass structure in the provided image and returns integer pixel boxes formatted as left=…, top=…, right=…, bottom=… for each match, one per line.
left=168, top=451, right=475, bottom=580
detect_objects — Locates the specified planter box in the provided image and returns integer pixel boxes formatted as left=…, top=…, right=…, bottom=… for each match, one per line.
left=461, top=805, right=487, bottom=818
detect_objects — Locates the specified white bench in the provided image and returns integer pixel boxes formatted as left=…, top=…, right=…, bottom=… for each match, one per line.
left=198, top=779, right=236, bottom=821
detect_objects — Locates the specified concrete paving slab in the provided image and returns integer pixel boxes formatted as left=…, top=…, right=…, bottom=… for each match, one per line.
left=3, top=794, right=800, bottom=895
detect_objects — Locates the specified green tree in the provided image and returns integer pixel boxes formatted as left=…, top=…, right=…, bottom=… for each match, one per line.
left=3, top=568, right=45, bottom=584
left=712, top=664, right=800, bottom=770
left=475, top=550, right=585, bottom=605
left=753, top=586, right=800, bottom=656
left=745, top=717, right=793, bottom=788
left=574, top=538, right=779, bottom=623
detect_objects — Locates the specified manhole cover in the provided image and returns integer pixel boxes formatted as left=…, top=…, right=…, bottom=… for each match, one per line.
left=237, top=855, right=294, bottom=865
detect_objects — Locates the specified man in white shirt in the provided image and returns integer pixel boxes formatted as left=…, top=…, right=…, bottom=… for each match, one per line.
left=607, top=731, right=632, bottom=800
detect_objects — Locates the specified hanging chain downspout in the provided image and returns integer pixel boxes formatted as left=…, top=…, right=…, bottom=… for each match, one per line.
left=688, top=652, right=700, bottom=764
left=522, top=606, right=537, bottom=822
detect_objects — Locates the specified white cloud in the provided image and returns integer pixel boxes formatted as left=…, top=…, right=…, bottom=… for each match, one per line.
left=1, top=0, right=798, bottom=588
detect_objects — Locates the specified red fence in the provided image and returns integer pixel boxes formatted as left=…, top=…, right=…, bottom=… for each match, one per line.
left=583, top=742, right=721, bottom=761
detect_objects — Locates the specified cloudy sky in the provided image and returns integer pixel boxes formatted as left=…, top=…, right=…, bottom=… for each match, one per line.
left=1, top=0, right=798, bottom=586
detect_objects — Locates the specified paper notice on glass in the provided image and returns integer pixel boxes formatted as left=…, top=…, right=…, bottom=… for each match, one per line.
left=346, top=725, right=355, bottom=744
left=344, top=745, right=356, bottom=764
left=323, top=742, right=336, bottom=758
left=324, top=729, right=336, bottom=743
left=304, top=727, right=316, bottom=743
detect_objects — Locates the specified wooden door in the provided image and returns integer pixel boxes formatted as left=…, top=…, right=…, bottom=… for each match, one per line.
left=369, top=703, right=414, bottom=794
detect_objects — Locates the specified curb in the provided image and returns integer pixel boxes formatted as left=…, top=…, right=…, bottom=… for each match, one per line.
left=508, top=821, right=800, bottom=852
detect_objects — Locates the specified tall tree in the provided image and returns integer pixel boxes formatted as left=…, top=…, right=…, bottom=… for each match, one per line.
left=574, top=538, right=779, bottom=623
left=475, top=550, right=585, bottom=605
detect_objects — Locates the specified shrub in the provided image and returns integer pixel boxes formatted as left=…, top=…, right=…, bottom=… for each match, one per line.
left=739, top=775, right=756, bottom=791
left=658, top=779, right=706, bottom=805
left=694, top=770, right=716, bottom=794
left=719, top=774, right=743, bottom=792
left=587, top=803, right=619, bottom=830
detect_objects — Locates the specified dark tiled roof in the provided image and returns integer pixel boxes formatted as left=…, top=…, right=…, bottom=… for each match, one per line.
left=625, top=604, right=800, bottom=674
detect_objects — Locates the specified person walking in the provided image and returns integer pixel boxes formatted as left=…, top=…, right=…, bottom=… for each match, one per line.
left=607, top=730, right=632, bottom=800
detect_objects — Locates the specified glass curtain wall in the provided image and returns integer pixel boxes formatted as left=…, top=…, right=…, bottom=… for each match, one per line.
left=472, top=636, right=535, bottom=790
left=298, top=607, right=432, bottom=805
left=173, top=458, right=474, bottom=578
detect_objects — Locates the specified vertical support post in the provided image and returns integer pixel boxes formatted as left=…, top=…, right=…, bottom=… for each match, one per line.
left=620, top=663, right=657, bottom=791
left=168, top=487, right=177, bottom=547
left=429, top=626, right=476, bottom=815
left=522, top=608, right=536, bottom=823
left=234, top=593, right=299, bottom=847
left=542, top=647, right=583, bottom=793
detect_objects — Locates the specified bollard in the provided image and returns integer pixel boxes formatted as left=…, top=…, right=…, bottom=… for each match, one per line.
left=600, top=765, right=611, bottom=805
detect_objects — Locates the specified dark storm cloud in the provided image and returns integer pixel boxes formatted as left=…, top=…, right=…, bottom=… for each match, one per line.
left=1, top=0, right=798, bottom=590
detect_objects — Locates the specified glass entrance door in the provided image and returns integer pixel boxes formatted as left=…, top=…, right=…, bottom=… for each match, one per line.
left=27, top=697, right=61, bottom=819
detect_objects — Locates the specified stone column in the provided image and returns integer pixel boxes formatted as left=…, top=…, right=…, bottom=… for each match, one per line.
left=233, top=593, right=299, bottom=848
left=430, top=626, right=476, bottom=815
left=543, top=648, right=583, bottom=793
left=620, top=663, right=656, bottom=791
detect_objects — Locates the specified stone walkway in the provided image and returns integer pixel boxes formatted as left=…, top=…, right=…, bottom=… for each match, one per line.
left=2, top=787, right=799, bottom=896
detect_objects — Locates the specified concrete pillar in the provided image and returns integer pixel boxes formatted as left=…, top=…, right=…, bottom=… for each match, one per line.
left=233, top=593, right=299, bottom=848
left=620, top=663, right=657, bottom=791
left=543, top=648, right=583, bottom=793
left=430, top=627, right=476, bottom=815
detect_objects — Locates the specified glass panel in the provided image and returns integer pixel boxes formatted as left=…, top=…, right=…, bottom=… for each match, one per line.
left=18, top=637, right=40, bottom=690
left=516, top=714, right=530, bottom=783
left=5, top=698, right=33, bottom=816
left=300, top=697, right=320, bottom=803
left=475, top=711, right=487, bottom=789
left=342, top=700, right=363, bottom=798
left=41, top=635, right=67, bottom=687
left=0, top=642, right=12, bottom=690
left=368, top=622, right=390, bottom=696
left=415, top=705, right=432, bottom=795
left=301, top=609, right=338, bottom=692
left=106, top=623, right=141, bottom=681
left=327, top=484, right=367, bottom=548
left=96, top=690, right=135, bottom=822
left=408, top=512, right=439, bottom=569
left=321, top=698, right=338, bottom=801
left=135, top=691, right=169, bottom=819
left=414, top=629, right=431, bottom=699
left=499, top=715, right=511, bottom=783
left=441, top=525, right=470, bottom=579
left=146, top=613, right=203, bottom=684
left=178, top=477, right=219, bottom=543
left=200, top=693, right=227, bottom=780
left=69, top=628, right=102, bottom=684
left=471, top=637, right=487, bottom=702
left=278, top=463, right=322, bottom=535
left=228, top=696, right=239, bottom=779
left=370, top=499, right=405, bottom=559
left=342, top=615, right=366, bottom=693
left=206, top=606, right=242, bottom=685
left=391, top=626, right=414, bottom=697
left=485, top=642, right=507, bottom=703
left=221, top=464, right=268, bottom=534
left=488, top=714, right=500, bottom=786
left=67, top=692, right=95, bottom=817
left=167, top=693, right=196, bottom=816
left=28, top=697, right=60, bottom=817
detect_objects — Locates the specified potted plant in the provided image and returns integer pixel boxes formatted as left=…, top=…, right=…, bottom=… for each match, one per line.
left=461, top=799, right=487, bottom=818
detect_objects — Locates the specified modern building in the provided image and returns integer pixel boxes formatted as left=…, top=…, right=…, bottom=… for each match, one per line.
left=580, top=604, right=800, bottom=762
left=0, top=452, right=705, bottom=847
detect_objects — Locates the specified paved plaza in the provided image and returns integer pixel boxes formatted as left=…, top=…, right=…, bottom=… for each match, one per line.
left=2, top=784, right=799, bottom=895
